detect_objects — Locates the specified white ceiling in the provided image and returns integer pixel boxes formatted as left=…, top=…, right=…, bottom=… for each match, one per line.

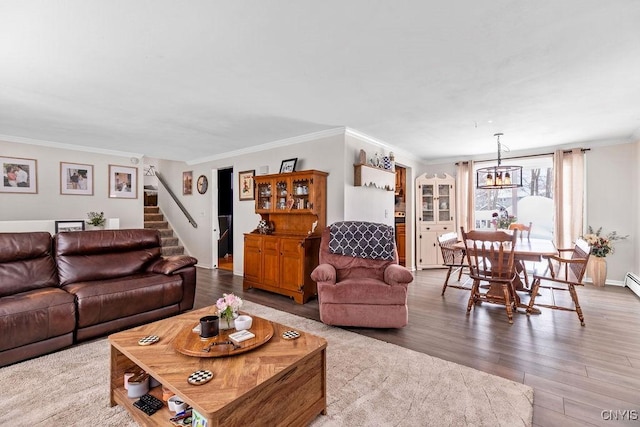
left=1, top=1, right=640, bottom=163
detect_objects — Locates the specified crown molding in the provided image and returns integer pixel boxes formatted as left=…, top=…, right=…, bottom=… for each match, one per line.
left=0, top=134, right=144, bottom=159
left=344, top=127, right=422, bottom=163
left=187, top=127, right=347, bottom=165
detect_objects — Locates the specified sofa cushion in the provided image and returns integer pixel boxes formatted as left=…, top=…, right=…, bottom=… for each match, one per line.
left=63, top=273, right=183, bottom=328
left=55, top=229, right=162, bottom=286
left=0, top=288, right=76, bottom=352
left=317, top=278, right=407, bottom=305
left=0, top=232, right=58, bottom=298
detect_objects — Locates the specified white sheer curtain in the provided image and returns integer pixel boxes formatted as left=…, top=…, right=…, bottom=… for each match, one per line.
left=554, top=148, right=585, bottom=249
left=456, top=161, right=475, bottom=236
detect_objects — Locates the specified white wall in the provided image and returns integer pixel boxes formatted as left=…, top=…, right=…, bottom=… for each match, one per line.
left=157, top=133, right=347, bottom=273
left=585, top=143, right=636, bottom=283
left=344, top=134, right=395, bottom=226
left=0, top=140, right=143, bottom=228
left=635, top=140, right=640, bottom=281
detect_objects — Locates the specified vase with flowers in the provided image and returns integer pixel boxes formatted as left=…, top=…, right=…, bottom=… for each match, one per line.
left=582, top=226, right=628, bottom=287
left=492, top=209, right=517, bottom=230
left=216, top=293, right=243, bottom=329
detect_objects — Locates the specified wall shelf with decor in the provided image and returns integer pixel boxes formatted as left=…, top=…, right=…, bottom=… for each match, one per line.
left=354, top=163, right=395, bottom=191
left=243, top=169, right=328, bottom=304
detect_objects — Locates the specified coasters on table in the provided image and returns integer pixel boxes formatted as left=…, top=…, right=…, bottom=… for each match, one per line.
left=282, top=330, right=301, bottom=340
left=138, top=335, right=160, bottom=346
left=187, top=370, right=213, bottom=385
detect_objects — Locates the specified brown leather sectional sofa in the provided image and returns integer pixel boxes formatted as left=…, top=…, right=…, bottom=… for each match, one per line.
left=0, top=229, right=197, bottom=367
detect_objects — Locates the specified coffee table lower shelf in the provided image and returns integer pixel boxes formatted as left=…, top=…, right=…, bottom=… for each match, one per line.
left=112, top=385, right=170, bottom=426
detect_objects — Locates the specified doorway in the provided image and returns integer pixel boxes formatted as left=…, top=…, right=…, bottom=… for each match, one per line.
left=394, top=165, right=407, bottom=266
left=218, top=168, right=233, bottom=271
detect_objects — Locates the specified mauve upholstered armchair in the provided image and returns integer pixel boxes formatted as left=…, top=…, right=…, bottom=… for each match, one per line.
left=310, top=221, right=413, bottom=328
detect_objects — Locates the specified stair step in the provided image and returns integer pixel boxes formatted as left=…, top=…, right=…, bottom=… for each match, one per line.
left=157, top=229, right=174, bottom=238
left=144, top=213, right=164, bottom=221
left=161, top=237, right=179, bottom=247
left=162, top=246, right=185, bottom=256
left=144, top=221, right=168, bottom=229
left=143, top=207, right=185, bottom=256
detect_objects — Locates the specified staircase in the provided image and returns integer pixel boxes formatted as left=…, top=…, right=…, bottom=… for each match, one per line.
left=144, top=206, right=185, bottom=256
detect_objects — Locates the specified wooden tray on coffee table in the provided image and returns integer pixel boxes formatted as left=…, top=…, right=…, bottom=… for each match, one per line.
left=173, top=313, right=274, bottom=357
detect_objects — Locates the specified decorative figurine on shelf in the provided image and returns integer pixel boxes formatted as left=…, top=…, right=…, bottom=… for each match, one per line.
left=359, top=149, right=367, bottom=165
left=286, top=194, right=295, bottom=211
left=256, top=219, right=274, bottom=234
left=372, top=152, right=381, bottom=168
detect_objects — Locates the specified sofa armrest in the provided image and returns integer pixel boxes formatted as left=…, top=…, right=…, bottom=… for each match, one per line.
left=384, top=264, right=413, bottom=286
left=311, top=263, right=337, bottom=284
left=147, top=255, right=198, bottom=275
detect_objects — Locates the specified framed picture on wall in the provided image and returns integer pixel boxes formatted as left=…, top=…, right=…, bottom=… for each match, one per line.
left=108, top=164, right=138, bottom=199
left=55, top=220, right=86, bottom=233
left=1, top=156, right=37, bottom=194
left=183, top=171, right=193, bottom=195
left=239, top=170, right=255, bottom=201
left=60, top=162, right=94, bottom=195
left=279, top=158, right=297, bottom=173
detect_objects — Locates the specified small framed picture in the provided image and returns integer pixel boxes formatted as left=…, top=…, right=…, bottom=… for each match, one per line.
left=279, top=158, right=297, bottom=173
left=1, top=156, right=37, bottom=194
left=238, top=170, right=255, bottom=201
left=60, top=162, right=93, bottom=195
left=183, top=171, right=193, bottom=195
left=109, top=164, right=138, bottom=199
left=55, top=220, right=85, bottom=233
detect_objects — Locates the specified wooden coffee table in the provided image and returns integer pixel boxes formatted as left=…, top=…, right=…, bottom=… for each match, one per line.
left=109, top=306, right=327, bottom=426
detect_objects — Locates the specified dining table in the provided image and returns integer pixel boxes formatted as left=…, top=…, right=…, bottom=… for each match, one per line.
left=454, top=236, right=558, bottom=312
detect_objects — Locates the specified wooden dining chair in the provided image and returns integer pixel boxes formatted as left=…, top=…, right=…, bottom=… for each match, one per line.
left=508, top=222, right=532, bottom=240
left=508, top=222, right=533, bottom=287
left=462, top=229, right=519, bottom=324
left=526, top=238, right=591, bottom=326
left=437, top=232, right=470, bottom=295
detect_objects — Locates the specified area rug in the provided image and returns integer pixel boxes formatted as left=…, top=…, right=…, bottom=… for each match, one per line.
left=0, top=301, right=533, bottom=426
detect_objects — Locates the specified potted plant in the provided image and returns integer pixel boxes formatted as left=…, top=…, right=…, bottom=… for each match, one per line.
left=583, top=226, right=628, bottom=286
left=86, top=211, right=106, bottom=229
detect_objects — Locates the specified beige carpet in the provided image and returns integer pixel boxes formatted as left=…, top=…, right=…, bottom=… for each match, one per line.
left=0, top=301, right=533, bottom=426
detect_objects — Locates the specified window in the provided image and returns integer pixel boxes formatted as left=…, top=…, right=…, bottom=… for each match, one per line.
left=474, top=155, right=554, bottom=239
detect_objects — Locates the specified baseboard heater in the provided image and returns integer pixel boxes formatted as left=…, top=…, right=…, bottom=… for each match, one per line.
left=624, top=272, right=640, bottom=298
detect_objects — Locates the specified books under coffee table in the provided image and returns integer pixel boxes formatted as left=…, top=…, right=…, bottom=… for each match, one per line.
left=108, top=306, right=327, bottom=426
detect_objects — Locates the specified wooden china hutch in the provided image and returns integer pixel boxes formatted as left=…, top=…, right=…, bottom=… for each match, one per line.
left=243, top=169, right=328, bottom=304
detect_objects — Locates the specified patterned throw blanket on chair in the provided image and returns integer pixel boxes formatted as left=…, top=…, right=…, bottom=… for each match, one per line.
left=328, top=221, right=395, bottom=260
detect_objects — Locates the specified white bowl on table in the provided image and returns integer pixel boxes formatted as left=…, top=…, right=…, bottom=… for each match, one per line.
left=234, top=315, right=253, bottom=330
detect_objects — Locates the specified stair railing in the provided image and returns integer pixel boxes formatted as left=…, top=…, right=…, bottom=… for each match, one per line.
left=154, top=171, right=198, bottom=228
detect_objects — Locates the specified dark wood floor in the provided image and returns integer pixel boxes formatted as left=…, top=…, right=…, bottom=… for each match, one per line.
left=194, top=267, right=640, bottom=427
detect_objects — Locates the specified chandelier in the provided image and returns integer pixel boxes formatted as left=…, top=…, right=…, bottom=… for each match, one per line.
left=476, top=133, right=522, bottom=189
